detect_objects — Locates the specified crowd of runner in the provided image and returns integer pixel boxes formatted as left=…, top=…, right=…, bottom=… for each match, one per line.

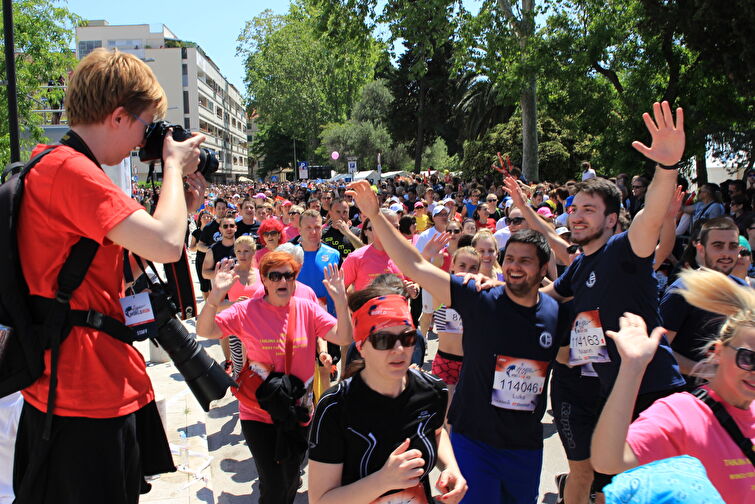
left=184, top=103, right=754, bottom=503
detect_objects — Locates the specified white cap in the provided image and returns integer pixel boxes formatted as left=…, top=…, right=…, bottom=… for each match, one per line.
left=555, top=227, right=570, bottom=236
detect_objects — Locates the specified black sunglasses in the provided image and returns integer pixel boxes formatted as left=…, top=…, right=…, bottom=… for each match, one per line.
left=448, top=229, right=461, bottom=234
left=506, top=217, right=525, bottom=225
left=222, top=224, right=236, bottom=229
left=368, top=328, right=417, bottom=350
left=262, top=231, right=280, bottom=237
left=289, top=211, right=301, bottom=216
left=725, top=343, right=755, bottom=371
left=267, top=271, right=296, bottom=282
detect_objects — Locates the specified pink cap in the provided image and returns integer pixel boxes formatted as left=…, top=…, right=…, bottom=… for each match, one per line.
left=414, top=201, right=425, bottom=209
left=537, top=207, right=554, bottom=218
left=253, top=193, right=267, bottom=199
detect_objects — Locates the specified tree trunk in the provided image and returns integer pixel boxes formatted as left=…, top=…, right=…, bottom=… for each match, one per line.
left=521, top=73, right=538, bottom=182
left=414, top=78, right=426, bottom=173
left=695, top=150, right=708, bottom=185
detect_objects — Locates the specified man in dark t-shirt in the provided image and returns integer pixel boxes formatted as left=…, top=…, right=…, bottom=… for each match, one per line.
left=661, top=218, right=744, bottom=385
left=321, top=198, right=362, bottom=260
left=196, top=198, right=226, bottom=297
left=235, top=197, right=260, bottom=240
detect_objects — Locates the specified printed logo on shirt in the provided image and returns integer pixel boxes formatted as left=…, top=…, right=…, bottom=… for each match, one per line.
left=321, top=254, right=330, bottom=262
left=586, top=271, right=597, bottom=288
left=539, top=331, right=553, bottom=348
left=213, top=231, right=222, bottom=242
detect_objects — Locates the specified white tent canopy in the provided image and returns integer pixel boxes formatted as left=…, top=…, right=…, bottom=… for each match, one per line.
left=380, top=170, right=412, bottom=179
left=353, top=170, right=380, bottom=185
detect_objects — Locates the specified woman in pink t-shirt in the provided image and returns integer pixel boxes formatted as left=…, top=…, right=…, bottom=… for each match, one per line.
left=196, top=252, right=353, bottom=504
left=254, top=218, right=284, bottom=267
left=591, top=269, right=755, bottom=501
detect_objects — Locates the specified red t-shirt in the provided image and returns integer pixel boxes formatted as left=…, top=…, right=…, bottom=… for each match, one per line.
left=19, top=145, right=151, bottom=418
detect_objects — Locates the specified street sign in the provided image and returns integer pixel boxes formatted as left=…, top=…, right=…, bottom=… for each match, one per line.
left=298, top=161, right=309, bottom=180
left=348, top=160, right=357, bottom=173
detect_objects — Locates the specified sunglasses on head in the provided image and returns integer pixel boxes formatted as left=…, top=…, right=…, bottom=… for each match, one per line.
left=725, top=343, right=755, bottom=371
left=222, top=224, right=236, bottom=229
left=289, top=211, right=301, bottom=216
left=368, top=328, right=417, bottom=350
left=506, top=217, right=525, bottom=225
left=263, top=231, right=280, bottom=237
left=267, top=271, right=296, bottom=282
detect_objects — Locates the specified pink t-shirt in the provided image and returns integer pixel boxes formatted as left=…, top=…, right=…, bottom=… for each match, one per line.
left=215, top=297, right=336, bottom=423
left=341, top=244, right=404, bottom=291
left=254, top=248, right=270, bottom=268
left=284, top=225, right=299, bottom=241
left=627, top=387, right=755, bottom=500
left=227, top=269, right=262, bottom=302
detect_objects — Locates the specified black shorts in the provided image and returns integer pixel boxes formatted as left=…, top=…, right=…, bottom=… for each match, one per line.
left=550, top=362, right=601, bottom=461
left=13, top=400, right=174, bottom=504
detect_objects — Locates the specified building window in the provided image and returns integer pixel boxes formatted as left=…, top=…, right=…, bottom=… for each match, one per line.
left=181, top=47, right=187, bottom=59
left=184, top=117, right=191, bottom=130
left=182, top=64, right=188, bottom=87
left=78, top=40, right=102, bottom=58
left=183, top=91, right=189, bottom=114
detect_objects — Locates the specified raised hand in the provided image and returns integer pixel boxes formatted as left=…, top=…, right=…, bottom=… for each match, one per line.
left=422, top=232, right=452, bottom=260
left=632, top=101, right=685, bottom=167
left=502, top=176, right=527, bottom=209
left=377, top=438, right=425, bottom=491
left=606, top=313, right=666, bottom=370
left=346, top=181, right=379, bottom=219
left=210, top=257, right=238, bottom=295
left=322, top=263, right=346, bottom=302
left=184, top=171, right=207, bottom=213
left=665, top=185, right=684, bottom=220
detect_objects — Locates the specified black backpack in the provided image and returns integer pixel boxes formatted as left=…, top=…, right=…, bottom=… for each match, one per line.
left=0, top=142, right=135, bottom=439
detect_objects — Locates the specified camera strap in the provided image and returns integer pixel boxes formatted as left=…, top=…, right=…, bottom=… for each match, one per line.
left=284, top=300, right=297, bottom=375
left=692, top=387, right=755, bottom=466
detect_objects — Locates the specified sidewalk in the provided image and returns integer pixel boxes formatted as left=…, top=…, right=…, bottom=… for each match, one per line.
left=135, top=255, right=567, bottom=503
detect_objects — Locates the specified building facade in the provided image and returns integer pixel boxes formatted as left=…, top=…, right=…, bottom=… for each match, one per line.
left=75, top=20, right=249, bottom=182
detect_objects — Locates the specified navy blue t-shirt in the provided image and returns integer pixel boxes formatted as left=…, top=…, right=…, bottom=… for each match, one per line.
left=661, top=275, right=748, bottom=362
left=447, top=275, right=560, bottom=450
left=553, top=232, right=684, bottom=396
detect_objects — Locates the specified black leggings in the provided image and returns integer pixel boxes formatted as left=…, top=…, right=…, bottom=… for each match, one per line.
left=240, top=420, right=308, bottom=504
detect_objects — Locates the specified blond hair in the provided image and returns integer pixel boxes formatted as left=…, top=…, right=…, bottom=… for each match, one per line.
left=472, top=229, right=502, bottom=275
left=66, top=48, right=167, bottom=125
left=678, top=268, right=755, bottom=378
left=234, top=235, right=257, bottom=252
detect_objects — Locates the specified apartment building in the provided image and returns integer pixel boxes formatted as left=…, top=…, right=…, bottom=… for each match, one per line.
left=75, top=20, right=249, bottom=182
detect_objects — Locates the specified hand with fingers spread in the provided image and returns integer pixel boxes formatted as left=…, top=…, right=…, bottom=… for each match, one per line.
left=322, top=263, right=347, bottom=303
left=632, top=101, right=685, bottom=167
left=210, top=258, right=239, bottom=296
left=459, top=272, right=503, bottom=291
left=377, top=439, right=426, bottom=492
left=605, top=313, right=667, bottom=370
left=422, top=232, right=452, bottom=260
left=502, top=176, right=527, bottom=209
left=346, top=181, right=380, bottom=219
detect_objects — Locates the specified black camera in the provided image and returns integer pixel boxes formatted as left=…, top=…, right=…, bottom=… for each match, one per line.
left=139, top=121, right=219, bottom=179
left=147, top=284, right=236, bottom=411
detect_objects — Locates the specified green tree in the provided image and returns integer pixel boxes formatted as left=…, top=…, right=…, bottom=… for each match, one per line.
left=0, top=0, right=79, bottom=164
left=237, top=4, right=380, bottom=161
left=351, top=79, right=392, bottom=124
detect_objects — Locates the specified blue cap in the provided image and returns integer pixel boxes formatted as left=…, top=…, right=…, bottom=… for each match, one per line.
left=565, top=195, right=575, bottom=208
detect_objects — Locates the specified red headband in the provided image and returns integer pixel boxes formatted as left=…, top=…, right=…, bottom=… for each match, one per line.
left=351, top=295, right=414, bottom=346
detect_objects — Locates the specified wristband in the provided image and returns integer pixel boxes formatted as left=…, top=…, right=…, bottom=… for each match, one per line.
left=658, top=162, right=679, bottom=171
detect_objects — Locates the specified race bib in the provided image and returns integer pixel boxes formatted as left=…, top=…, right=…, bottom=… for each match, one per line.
left=371, top=484, right=428, bottom=504
left=491, top=356, right=548, bottom=412
left=119, top=292, right=157, bottom=340
left=580, top=362, right=599, bottom=377
left=569, top=310, right=611, bottom=366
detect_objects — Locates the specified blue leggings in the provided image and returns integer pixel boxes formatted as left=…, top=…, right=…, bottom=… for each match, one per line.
left=451, top=431, right=542, bottom=504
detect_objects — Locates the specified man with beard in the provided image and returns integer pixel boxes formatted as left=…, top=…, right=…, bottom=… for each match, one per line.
left=235, top=197, right=260, bottom=240
left=660, top=217, right=745, bottom=386
left=541, top=101, right=686, bottom=500
left=347, top=179, right=560, bottom=504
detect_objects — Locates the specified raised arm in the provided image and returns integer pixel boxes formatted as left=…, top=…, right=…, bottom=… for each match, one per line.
left=502, top=176, right=571, bottom=265
left=627, top=101, right=685, bottom=258
left=654, top=186, right=683, bottom=271
left=591, top=313, right=665, bottom=475
left=196, top=258, right=238, bottom=340
left=321, top=263, right=354, bottom=346
left=346, top=181, right=451, bottom=307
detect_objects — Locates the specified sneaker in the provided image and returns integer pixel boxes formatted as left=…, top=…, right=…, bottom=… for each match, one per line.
left=555, top=473, right=567, bottom=504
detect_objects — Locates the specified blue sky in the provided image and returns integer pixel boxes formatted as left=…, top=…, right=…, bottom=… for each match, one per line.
left=66, top=0, right=482, bottom=94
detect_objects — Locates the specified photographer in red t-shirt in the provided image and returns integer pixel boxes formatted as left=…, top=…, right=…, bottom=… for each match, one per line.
left=14, top=49, right=206, bottom=503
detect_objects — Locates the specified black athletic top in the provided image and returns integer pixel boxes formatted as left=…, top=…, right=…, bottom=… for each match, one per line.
left=308, top=369, right=447, bottom=501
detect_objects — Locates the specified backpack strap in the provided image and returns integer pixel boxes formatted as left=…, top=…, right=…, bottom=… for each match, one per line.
left=692, top=387, right=755, bottom=466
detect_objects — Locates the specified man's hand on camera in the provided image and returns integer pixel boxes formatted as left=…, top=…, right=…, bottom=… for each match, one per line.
left=163, top=130, right=207, bottom=177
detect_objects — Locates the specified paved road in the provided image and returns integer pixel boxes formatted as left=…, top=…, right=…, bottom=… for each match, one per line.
left=136, top=254, right=569, bottom=503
